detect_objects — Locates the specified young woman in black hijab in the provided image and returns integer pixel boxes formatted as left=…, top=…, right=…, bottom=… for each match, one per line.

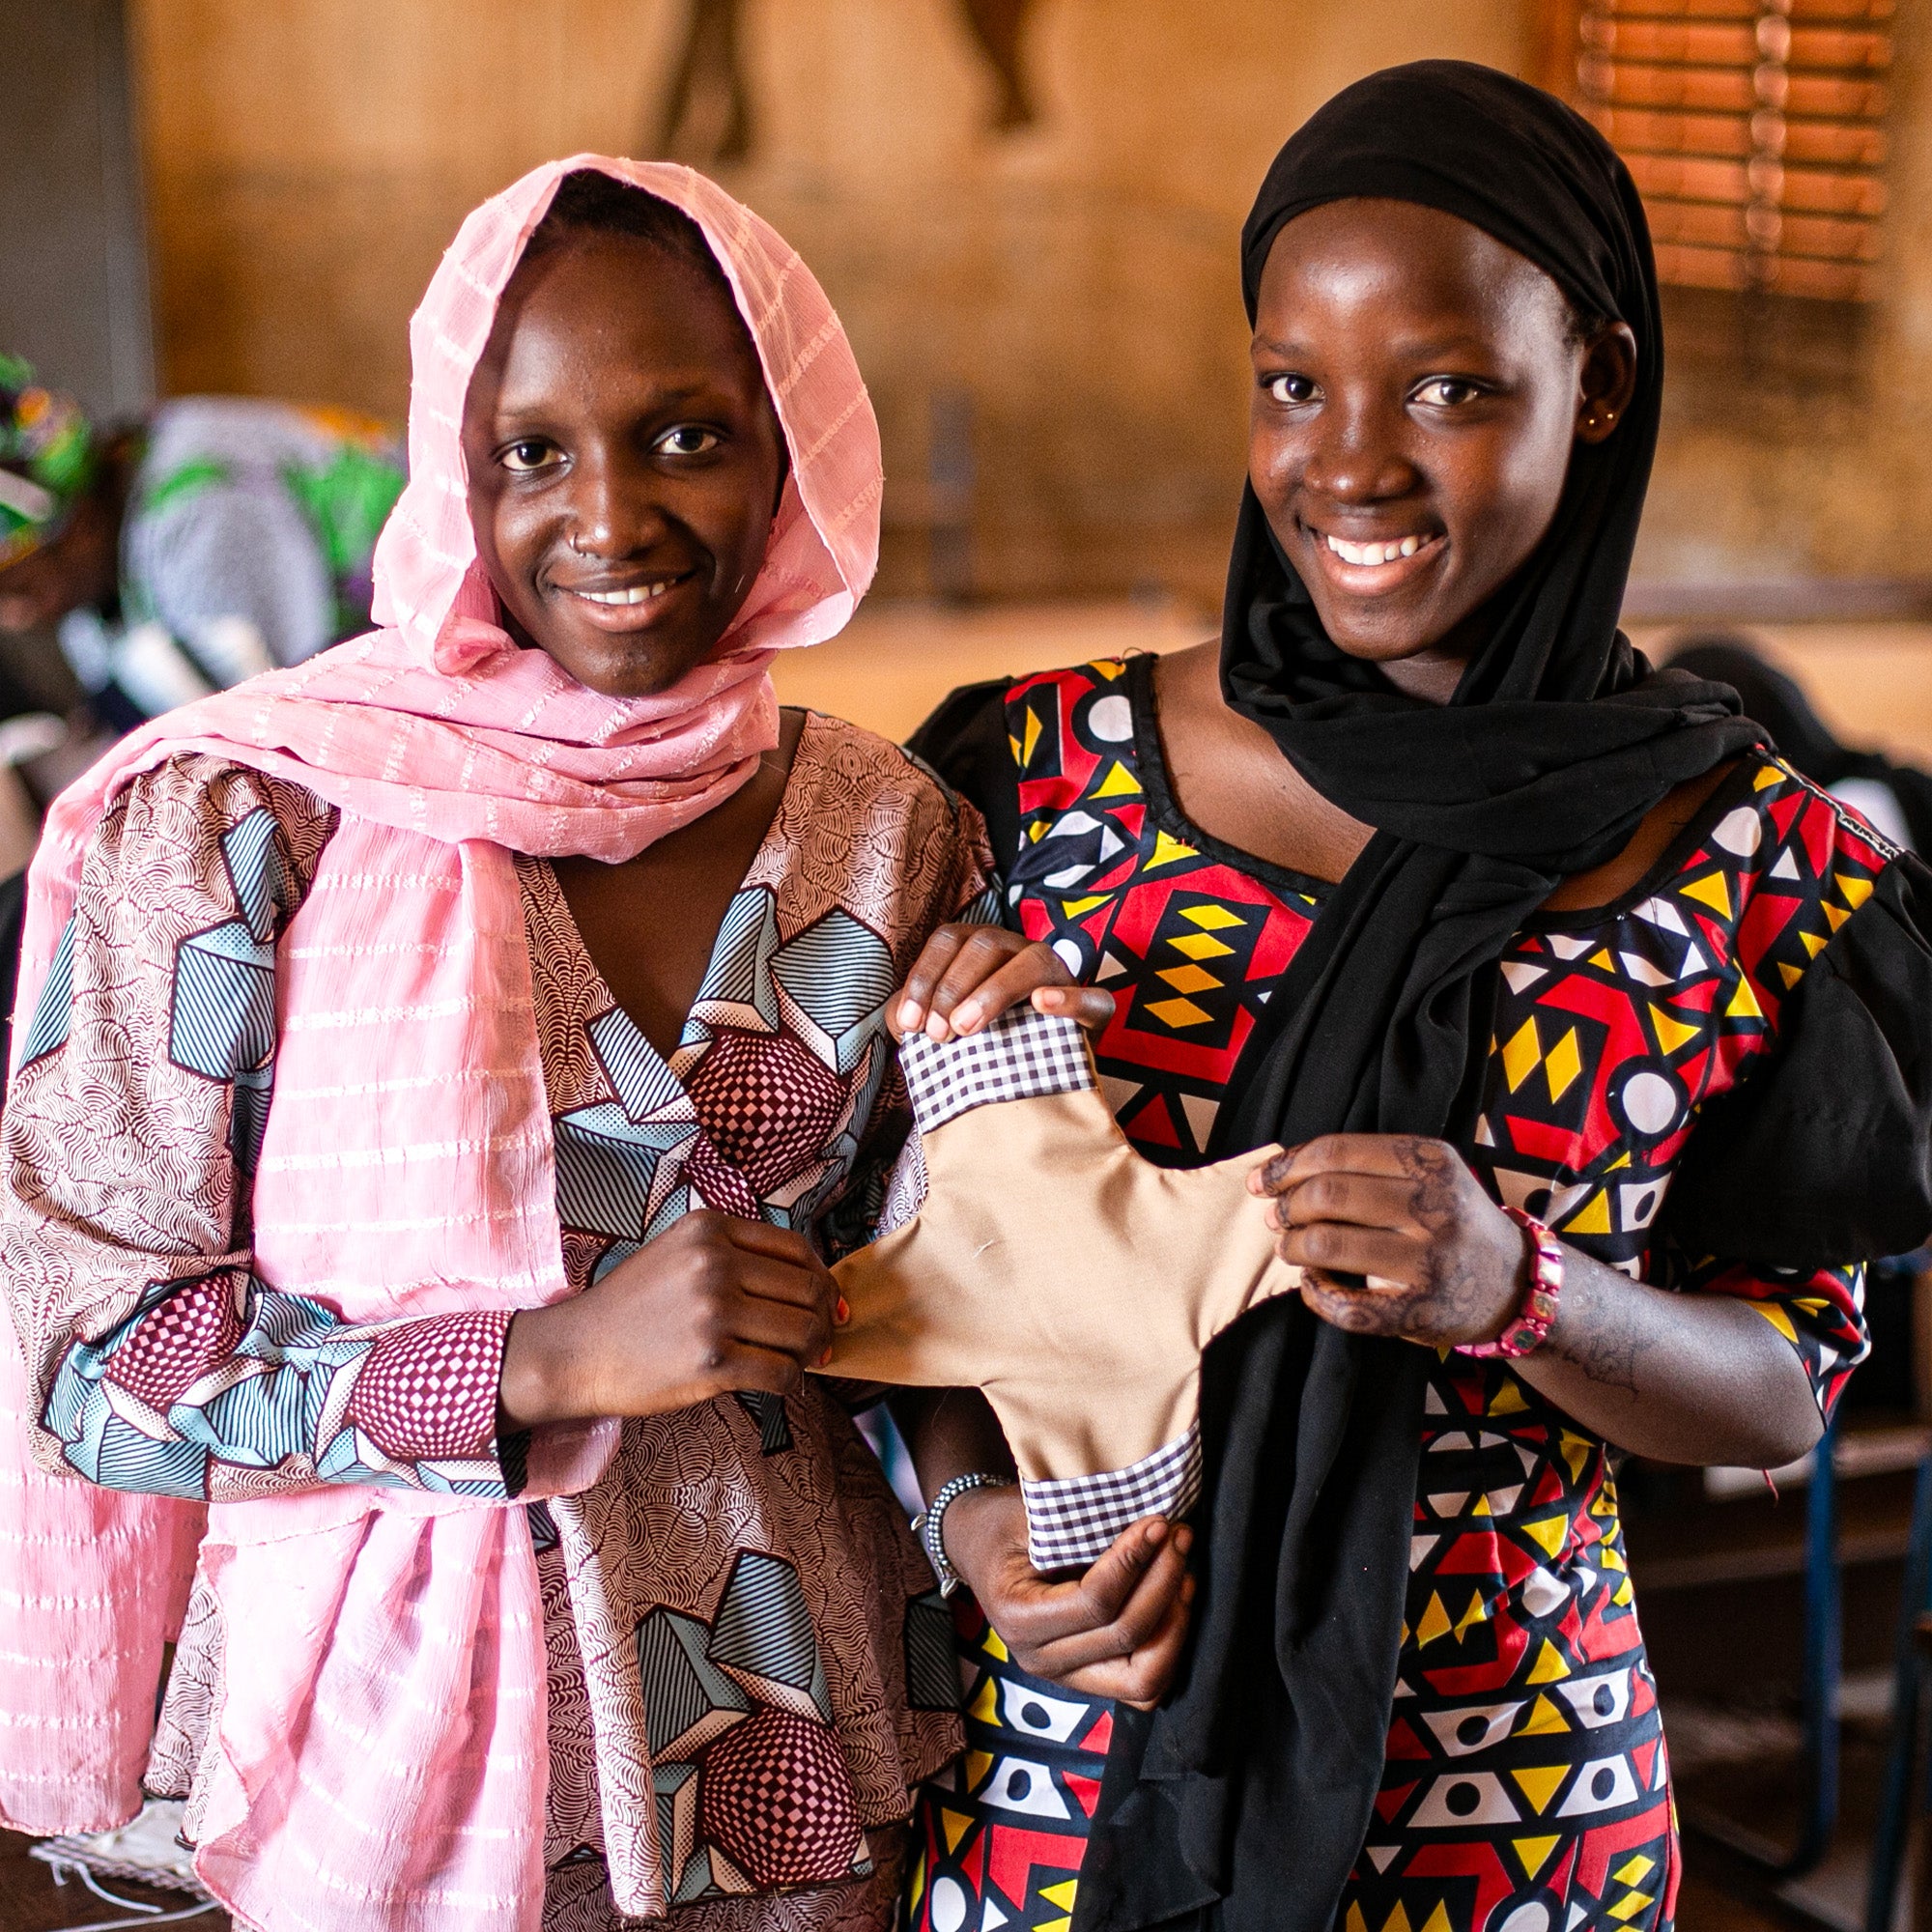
left=892, top=61, right=1932, bottom=1932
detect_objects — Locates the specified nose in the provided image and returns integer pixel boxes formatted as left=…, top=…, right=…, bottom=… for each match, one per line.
left=1300, top=389, right=1417, bottom=508
left=561, top=445, right=665, bottom=558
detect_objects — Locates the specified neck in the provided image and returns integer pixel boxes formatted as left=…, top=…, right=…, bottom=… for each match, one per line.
left=1376, top=649, right=1466, bottom=704
left=67, top=444, right=134, bottom=613
left=1371, top=587, right=1511, bottom=703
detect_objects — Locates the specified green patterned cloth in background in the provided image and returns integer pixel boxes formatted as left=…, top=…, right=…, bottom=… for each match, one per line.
left=66, top=397, right=407, bottom=716
left=0, top=355, right=96, bottom=572
left=0, top=365, right=405, bottom=720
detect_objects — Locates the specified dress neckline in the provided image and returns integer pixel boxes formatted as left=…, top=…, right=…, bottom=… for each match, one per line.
left=534, top=708, right=820, bottom=1106
left=1123, top=653, right=1769, bottom=930
left=1124, top=652, right=1331, bottom=905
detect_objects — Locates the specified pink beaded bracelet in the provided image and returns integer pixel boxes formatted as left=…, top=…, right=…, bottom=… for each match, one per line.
left=1457, top=1206, right=1564, bottom=1359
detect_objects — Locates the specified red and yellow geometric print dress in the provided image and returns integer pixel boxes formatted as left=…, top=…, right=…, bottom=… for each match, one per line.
left=904, top=655, right=1871, bottom=1932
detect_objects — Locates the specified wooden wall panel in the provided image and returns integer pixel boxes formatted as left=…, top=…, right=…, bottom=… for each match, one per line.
left=128, top=0, right=1529, bottom=601
left=135, top=0, right=1932, bottom=617
left=2, top=0, right=154, bottom=418
left=132, top=0, right=681, bottom=411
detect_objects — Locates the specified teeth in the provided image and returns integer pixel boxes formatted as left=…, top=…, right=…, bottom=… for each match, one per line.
left=578, top=581, right=672, bottom=606
left=1324, top=534, right=1429, bottom=567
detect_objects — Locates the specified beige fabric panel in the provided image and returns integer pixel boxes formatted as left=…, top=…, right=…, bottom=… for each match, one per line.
left=825, top=1086, right=1301, bottom=1481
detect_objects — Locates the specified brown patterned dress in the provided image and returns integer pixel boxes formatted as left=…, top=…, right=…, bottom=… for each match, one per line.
left=10, top=711, right=986, bottom=1928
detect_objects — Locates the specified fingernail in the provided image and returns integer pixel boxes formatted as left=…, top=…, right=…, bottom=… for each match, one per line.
left=1146, top=1520, right=1167, bottom=1545
left=925, top=1013, right=948, bottom=1039
left=835, top=1294, right=850, bottom=1325
left=820, top=1346, right=835, bottom=1367
left=896, top=999, right=921, bottom=1031
left=953, top=1001, right=980, bottom=1032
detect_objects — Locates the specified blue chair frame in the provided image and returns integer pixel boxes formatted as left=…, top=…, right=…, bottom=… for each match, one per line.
left=1684, top=1415, right=1842, bottom=1885
left=1863, top=1447, right=1932, bottom=1932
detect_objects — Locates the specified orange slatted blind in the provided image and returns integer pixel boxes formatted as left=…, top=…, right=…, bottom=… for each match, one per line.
left=1574, top=0, right=1891, bottom=299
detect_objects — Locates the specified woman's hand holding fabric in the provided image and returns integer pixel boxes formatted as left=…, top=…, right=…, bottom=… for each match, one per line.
left=942, top=1484, right=1196, bottom=1711
left=1252, top=1133, right=1827, bottom=1467
left=1252, top=1134, right=1525, bottom=1348
left=892, top=923, right=1116, bottom=1042
left=499, top=1210, right=838, bottom=1428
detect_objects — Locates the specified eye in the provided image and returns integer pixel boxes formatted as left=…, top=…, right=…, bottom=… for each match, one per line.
left=1265, top=374, right=1318, bottom=406
left=1412, top=377, right=1485, bottom=409
left=498, top=440, right=559, bottom=473
left=655, top=424, right=722, bottom=457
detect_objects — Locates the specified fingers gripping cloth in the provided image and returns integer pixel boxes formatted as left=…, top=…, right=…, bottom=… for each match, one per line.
left=826, top=1009, right=1302, bottom=1570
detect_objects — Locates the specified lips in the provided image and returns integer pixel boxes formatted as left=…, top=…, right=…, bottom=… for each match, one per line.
left=554, top=567, right=699, bottom=630
left=572, top=578, right=679, bottom=607
left=1303, top=524, right=1444, bottom=596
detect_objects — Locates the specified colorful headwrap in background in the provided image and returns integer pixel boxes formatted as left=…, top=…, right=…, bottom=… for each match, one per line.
left=0, top=355, right=95, bottom=574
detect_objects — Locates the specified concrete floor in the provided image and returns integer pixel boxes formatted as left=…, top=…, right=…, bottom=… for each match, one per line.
left=0, top=1829, right=1812, bottom=1931
left=0, top=1828, right=222, bottom=1929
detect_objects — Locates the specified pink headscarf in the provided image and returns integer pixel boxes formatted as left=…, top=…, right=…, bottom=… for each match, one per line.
left=30, top=153, right=882, bottom=894
left=0, top=158, right=885, bottom=1927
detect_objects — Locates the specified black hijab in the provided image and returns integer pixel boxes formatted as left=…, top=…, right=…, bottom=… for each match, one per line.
left=1072, top=63, right=1766, bottom=1932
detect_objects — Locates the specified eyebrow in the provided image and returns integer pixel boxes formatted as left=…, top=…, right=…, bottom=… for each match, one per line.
left=488, top=380, right=725, bottom=420
left=1251, top=332, right=1497, bottom=361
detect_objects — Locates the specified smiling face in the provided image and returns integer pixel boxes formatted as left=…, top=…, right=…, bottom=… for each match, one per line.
left=463, top=227, right=785, bottom=698
left=1249, top=198, right=1636, bottom=700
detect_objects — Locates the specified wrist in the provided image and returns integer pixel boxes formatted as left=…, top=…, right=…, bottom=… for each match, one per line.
left=499, top=1304, right=573, bottom=1429
left=1459, top=1208, right=1564, bottom=1359
left=920, top=1476, right=1013, bottom=1594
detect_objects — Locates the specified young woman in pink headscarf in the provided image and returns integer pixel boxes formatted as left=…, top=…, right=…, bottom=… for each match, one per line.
left=0, top=160, right=1132, bottom=1932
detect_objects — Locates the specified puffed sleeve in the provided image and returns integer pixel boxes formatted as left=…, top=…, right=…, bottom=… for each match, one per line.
left=906, top=676, right=1023, bottom=892
left=1649, top=1247, right=1868, bottom=1423
left=1661, top=849, right=1932, bottom=1268
left=0, top=756, right=523, bottom=1501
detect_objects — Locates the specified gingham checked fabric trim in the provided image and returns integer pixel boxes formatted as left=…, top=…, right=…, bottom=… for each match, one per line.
left=898, top=1007, right=1095, bottom=1136
left=1020, top=1425, right=1203, bottom=1574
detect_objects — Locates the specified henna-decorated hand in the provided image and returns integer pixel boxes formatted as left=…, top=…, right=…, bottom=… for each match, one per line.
left=893, top=923, right=1117, bottom=1042
left=1249, top=1133, right=1528, bottom=1349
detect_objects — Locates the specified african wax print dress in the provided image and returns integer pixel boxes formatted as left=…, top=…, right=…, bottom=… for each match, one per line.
left=9, top=711, right=987, bottom=1929
left=58, top=397, right=405, bottom=721
left=904, top=657, right=1872, bottom=1932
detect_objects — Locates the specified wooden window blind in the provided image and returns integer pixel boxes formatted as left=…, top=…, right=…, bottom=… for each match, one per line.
left=1571, top=0, right=1891, bottom=300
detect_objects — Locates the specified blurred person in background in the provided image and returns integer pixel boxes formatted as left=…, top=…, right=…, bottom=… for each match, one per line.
left=1669, top=631, right=1932, bottom=857
left=0, top=354, right=404, bottom=729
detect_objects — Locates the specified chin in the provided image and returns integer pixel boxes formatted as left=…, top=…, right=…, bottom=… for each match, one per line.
left=538, top=629, right=717, bottom=699
left=1308, top=608, right=1435, bottom=666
